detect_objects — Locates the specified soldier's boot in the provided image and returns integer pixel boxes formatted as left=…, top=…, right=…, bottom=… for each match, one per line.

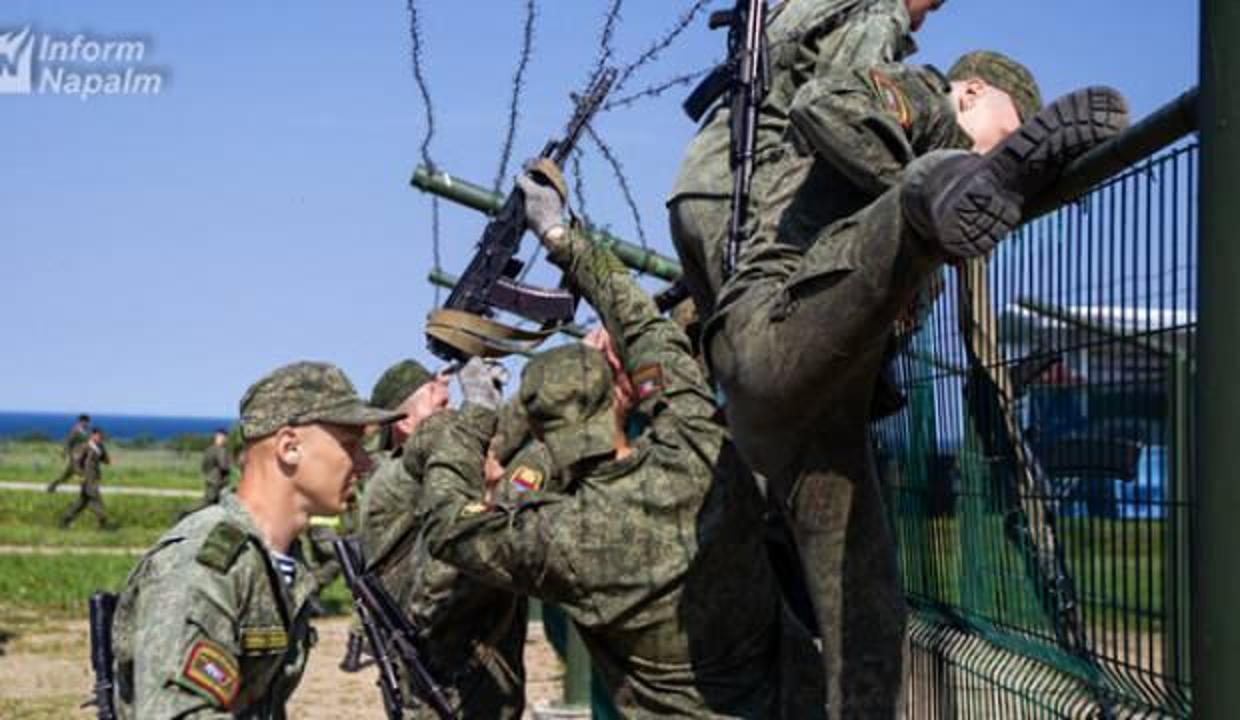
left=905, top=86, right=1129, bottom=259
left=339, top=633, right=366, bottom=673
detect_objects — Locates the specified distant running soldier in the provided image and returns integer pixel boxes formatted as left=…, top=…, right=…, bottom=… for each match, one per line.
left=46, top=413, right=91, bottom=492
left=59, top=427, right=114, bottom=529
left=180, top=429, right=234, bottom=518
left=110, top=362, right=401, bottom=717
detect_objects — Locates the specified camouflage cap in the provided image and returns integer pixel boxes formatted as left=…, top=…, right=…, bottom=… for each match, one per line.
left=948, top=50, right=1042, bottom=122
left=239, top=361, right=404, bottom=441
left=370, top=359, right=435, bottom=411
left=518, top=344, right=615, bottom=469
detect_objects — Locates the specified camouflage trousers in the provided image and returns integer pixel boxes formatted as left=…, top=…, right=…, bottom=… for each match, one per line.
left=61, top=480, right=108, bottom=527
left=697, top=151, right=964, bottom=718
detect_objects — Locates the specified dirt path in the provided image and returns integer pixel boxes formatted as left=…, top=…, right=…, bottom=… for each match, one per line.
left=0, top=545, right=145, bottom=556
left=0, top=615, right=564, bottom=719
left=0, top=481, right=197, bottom=498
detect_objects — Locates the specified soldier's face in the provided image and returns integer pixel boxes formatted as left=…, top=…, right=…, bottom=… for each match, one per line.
left=953, top=80, right=1021, bottom=154
left=392, top=376, right=451, bottom=445
left=291, top=423, right=369, bottom=515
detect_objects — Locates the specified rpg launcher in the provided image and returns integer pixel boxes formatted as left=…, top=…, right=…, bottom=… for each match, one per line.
left=426, top=68, right=617, bottom=363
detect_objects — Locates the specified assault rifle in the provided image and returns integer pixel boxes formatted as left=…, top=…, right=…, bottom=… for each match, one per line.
left=684, top=0, right=770, bottom=279
left=427, top=69, right=617, bottom=363
left=334, top=539, right=454, bottom=720
left=84, top=591, right=118, bottom=720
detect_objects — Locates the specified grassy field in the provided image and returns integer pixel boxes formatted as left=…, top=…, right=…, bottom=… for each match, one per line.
left=0, top=489, right=184, bottom=548
left=0, top=554, right=139, bottom=616
left=0, top=439, right=205, bottom=491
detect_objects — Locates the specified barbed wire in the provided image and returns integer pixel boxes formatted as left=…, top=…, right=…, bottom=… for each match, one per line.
left=614, top=0, right=713, bottom=93
left=570, top=146, right=590, bottom=223
left=407, top=0, right=444, bottom=304
left=586, top=123, right=648, bottom=248
left=603, top=66, right=711, bottom=112
left=493, top=0, right=539, bottom=194
left=588, top=0, right=624, bottom=85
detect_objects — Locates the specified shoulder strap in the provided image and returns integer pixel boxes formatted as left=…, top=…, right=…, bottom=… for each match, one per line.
left=196, top=521, right=248, bottom=573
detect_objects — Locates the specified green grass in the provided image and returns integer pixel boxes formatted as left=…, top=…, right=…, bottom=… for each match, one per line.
left=0, top=439, right=205, bottom=490
left=0, top=554, right=138, bottom=616
left=0, top=490, right=185, bottom=548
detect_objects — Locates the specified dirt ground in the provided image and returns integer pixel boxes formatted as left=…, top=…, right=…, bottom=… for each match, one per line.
left=0, top=614, right=564, bottom=719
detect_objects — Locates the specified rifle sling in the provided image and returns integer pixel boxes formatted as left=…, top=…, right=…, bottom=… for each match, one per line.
left=426, top=309, right=560, bottom=359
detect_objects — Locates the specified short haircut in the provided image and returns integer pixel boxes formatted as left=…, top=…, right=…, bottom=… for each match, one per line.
left=79, top=414, right=91, bottom=423
left=91, top=427, right=104, bottom=436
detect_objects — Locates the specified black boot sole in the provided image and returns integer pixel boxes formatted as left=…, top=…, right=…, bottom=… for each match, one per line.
left=937, top=86, right=1130, bottom=259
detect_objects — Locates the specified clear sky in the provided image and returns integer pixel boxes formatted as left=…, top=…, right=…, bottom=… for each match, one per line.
left=1, top=1, right=1198, bottom=418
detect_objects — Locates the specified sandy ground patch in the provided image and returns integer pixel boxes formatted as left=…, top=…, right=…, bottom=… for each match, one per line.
left=0, top=615, right=564, bottom=719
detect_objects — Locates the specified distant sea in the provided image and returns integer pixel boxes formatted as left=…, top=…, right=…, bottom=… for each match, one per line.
left=0, top=411, right=235, bottom=441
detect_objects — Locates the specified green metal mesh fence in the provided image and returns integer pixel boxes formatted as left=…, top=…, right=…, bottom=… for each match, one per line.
left=879, top=141, right=1198, bottom=718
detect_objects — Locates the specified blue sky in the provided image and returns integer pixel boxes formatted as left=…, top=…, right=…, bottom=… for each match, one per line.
left=0, top=1, right=1198, bottom=418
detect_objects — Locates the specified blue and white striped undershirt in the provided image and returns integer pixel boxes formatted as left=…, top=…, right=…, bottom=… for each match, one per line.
left=269, top=550, right=297, bottom=587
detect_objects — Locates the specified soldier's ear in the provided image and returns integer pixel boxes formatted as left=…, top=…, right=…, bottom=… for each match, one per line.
left=274, top=428, right=302, bottom=466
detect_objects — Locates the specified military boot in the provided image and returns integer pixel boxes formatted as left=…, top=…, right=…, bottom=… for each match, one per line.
left=906, top=87, right=1129, bottom=259
left=339, top=632, right=366, bottom=673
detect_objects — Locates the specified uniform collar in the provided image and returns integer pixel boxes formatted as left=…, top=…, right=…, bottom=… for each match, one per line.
left=219, top=494, right=318, bottom=624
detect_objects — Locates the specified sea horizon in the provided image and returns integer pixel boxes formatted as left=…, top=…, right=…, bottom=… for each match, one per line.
left=0, top=410, right=235, bottom=441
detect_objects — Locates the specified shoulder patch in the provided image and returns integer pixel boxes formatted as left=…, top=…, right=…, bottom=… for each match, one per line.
left=508, top=466, right=545, bottom=494
left=179, top=638, right=240, bottom=708
left=631, top=364, right=666, bottom=401
left=870, top=69, right=913, bottom=131
left=196, top=522, right=247, bottom=573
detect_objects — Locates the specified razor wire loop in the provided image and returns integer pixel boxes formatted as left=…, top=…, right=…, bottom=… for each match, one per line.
left=585, top=123, right=649, bottom=249
left=613, top=0, right=714, bottom=93
left=603, top=67, right=713, bottom=112
left=408, top=0, right=444, bottom=304
left=493, top=0, right=539, bottom=194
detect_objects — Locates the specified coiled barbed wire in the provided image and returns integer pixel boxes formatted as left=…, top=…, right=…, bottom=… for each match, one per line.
left=585, top=124, right=648, bottom=248
left=603, top=67, right=711, bottom=112
left=614, top=0, right=713, bottom=92
left=571, top=146, right=590, bottom=223
left=493, top=0, right=539, bottom=194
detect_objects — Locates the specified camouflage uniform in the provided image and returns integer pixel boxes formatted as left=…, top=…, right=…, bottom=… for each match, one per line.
left=111, top=361, right=402, bottom=717
left=201, top=444, right=233, bottom=505
left=416, top=232, right=796, bottom=717
left=47, top=422, right=90, bottom=491
left=669, top=0, right=916, bottom=319
left=60, top=439, right=110, bottom=528
left=698, top=58, right=1039, bottom=716
left=112, top=494, right=318, bottom=718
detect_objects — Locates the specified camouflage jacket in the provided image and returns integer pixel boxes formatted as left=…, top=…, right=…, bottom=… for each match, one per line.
left=354, top=415, right=531, bottom=719
left=64, top=424, right=89, bottom=458
left=670, top=0, right=915, bottom=314
left=112, top=494, right=318, bottom=719
left=201, top=445, right=232, bottom=489
left=417, top=232, right=782, bottom=717
left=79, top=441, right=109, bottom=485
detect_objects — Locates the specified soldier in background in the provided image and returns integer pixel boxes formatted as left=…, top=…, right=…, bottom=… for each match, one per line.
left=180, top=429, right=233, bottom=517
left=46, top=413, right=91, bottom=492
left=110, top=362, right=401, bottom=717
left=59, top=427, right=114, bottom=529
left=340, top=359, right=448, bottom=672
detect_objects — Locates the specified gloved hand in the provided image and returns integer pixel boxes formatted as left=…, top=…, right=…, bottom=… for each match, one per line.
left=458, top=358, right=509, bottom=411
left=516, top=158, right=567, bottom=242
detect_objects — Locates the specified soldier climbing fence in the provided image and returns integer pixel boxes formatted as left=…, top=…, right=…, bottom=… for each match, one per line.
left=879, top=88, right=1199, bottom=718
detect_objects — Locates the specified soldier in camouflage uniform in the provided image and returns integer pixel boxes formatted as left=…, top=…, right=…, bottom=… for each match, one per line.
left=181, top=429, right=234, bottom=517
left=413, top=163, right=814, bottom=718
left=59, top=427, right=113, bottom=529
left=110, top=362, right=401, bottom=717
left=669, top=0, right=944, bottom=321
left=46, top=413, right=91, bottom=492
left=340, top=359, right=446, bottom=672
left=689, top=46, right=1127, bottom=713
left=350, top=359, right=535, bottom=718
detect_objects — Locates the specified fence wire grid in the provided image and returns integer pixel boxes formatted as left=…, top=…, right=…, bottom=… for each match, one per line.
left=880, top=140, right=1198, bottom=718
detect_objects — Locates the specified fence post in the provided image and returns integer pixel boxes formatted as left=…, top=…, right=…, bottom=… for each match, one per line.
left=1194, top=0, right=1240, bottom=716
